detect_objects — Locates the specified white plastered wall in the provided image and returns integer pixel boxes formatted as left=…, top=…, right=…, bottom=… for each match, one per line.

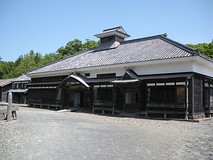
left=81, top=57, right=195, bottom=77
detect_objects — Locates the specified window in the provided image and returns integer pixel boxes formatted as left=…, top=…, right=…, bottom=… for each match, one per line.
left=176, top=87, right=185, bottom=104
left=85, top=73, right=90, bottom=77
left=165, top=87, right=176, bottom=104
left=95, top=88, right=113, bottom=101
left=101, top=36, right=115, bottom=43
left=210, top=88, right=213, bottom=103
left=97, top=73, right=116, bottom=79
left=205, top=88, right=210, bottom=103
left=125, top=91, right=138, bottom=104
left=147, top=86, right=185, bottom=104
left=22, top=82, right=28, bottom=89
left=32, top=76, right=67, bottom=83
left=204, top=86, right=213, bottom=103
left=148, top=87, right=165, bottom=103
left=14, top=83, right=19, bottom=89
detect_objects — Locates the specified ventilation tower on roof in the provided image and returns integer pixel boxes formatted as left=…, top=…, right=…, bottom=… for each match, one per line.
left=95, top=26, right=130, bottom=49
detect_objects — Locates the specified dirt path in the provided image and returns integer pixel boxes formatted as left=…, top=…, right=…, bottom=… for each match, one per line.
left=0, top=107, right=212, bottom=160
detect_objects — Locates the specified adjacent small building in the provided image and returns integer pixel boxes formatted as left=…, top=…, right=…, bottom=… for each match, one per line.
left=0, top=78, right=15, bottom=102
left=26, top=26, right=213, bottom=119
left=8, top=74, right=31, bottom=104
left=0, top=75, right=31, bottom=103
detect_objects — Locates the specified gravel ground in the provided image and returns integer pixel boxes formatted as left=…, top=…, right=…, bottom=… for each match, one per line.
left=0, top=107, right=212, bottom=160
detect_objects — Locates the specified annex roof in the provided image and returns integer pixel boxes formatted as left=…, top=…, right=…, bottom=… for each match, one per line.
left=58, top=74, right=90, bottom=88
left=8, top=89, right=28, bottom=94
left=12, top=74, right=31, bottom=82
left=95, top=26, right=130, bottom=39
left=27, top=33, right=208, bottom=76
left=0, top=78, right=16, bottom=87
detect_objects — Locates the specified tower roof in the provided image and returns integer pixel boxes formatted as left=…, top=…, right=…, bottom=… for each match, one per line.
left=95, top=26, right=130, bottom=39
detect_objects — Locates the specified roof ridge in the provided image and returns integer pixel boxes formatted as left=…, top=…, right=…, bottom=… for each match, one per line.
left=197, top=52, right=213, bottom=62
left=158, top=35, right=198, bottom=55
left=121, top=34, right=199, bottom=57
left=103, top=26, right=123, bottom=32
left=121, top=34, right=166, bottom=44
left=159, top=36, right=213, bottom=62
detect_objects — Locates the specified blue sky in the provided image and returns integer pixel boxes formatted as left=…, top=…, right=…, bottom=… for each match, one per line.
left=0, top=0, right=212, bottom=62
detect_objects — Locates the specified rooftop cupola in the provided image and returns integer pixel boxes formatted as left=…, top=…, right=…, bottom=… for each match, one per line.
left=94, top=26, right=130, bottom=50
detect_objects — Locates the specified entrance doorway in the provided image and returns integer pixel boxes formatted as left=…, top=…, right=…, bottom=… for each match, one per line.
left=67, top=90, right=90, bottom=110
left=68, top=92, right=81, bottom=108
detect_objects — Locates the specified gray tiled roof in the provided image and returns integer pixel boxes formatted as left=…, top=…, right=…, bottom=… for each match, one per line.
left=8, top=89, right=28, bottom=93
left=27, top=34, right=200, bottom=75
left=0, top=78, right=15, bottom=87
left=95, top=26, right=130, bottom=38
left=12, top=74, right=31, bottom=82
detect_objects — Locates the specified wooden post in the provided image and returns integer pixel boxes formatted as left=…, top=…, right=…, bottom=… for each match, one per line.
left=112, top=85, right=116, bottom=115
left=7, top=92, right=12, bottom=122
left=191, top=76, right=194, bottom=118
left=207, top=82, right=211, bottom=118
left=92, top=87, right=95, bottom=113
left=89, top=87, right=93, bottom=111
left=185, top=80, right=189, bottom=120
left=145, top=81, right=148, bottom=118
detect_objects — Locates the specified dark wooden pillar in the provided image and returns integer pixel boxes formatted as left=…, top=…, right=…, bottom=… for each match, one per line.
left=90, top=86, right=94, bottom=113
left=144, top=80, right=148, bottom=117
left=205, top=82, right=211, bottom=117
left=112, top=85, right=117, bottom=114
left=185, top=79, right=189, bottom=120
left=138, top=84, right=142, bottom=111
left=191, top=75, right=195, bottom=118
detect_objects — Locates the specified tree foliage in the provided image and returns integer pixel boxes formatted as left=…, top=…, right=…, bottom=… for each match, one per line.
left=187, top=42, right=213, bottom=58
left=57, top=39, right=99, bottom=56
left=0, top=61, right=15, bottom=79
left=0, top=50, right=62, bottom=78
left=0, top=39, right=98, bottom=78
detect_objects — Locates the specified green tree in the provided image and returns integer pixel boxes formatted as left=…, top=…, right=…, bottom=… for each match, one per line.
left=12, top=54, right=37, bottom=77
left=39, top=53, right=63, bottom=66
left=0, top=61, right=15, bottom=78
left=57, top=39, right=99, bottom=56
left=15, top=55, right=24, bottom=67
left=34, top=52, right=42, bottom=64
left=57, top=39, right=83, bottom=56
left=57, top=46, right=66, bottom=56
left=187, top=42, right=213, bottom=58
left=0, top=62, right=4, bottom=78
left=83, top=39, right=99, bottom=50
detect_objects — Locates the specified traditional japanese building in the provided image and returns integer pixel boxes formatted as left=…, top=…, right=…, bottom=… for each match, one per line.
left=26, top=26, right=213, bottom=119
left=8, top=74, right=31, bottom=104
left=0, top=78, right=15, bottom=102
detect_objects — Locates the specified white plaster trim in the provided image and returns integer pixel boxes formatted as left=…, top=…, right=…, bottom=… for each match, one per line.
left=27, top=56, right=213, bottom=78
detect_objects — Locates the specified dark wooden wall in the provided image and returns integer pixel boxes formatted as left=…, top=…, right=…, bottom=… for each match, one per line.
left=140, top=82, right=147, bottom=111
left=0, top=87, right=2, bottom=101
left=1, top=84, right=12, bottom=102
left=115, top=87, right=123, bottom=110
left=28, top=89, right=59, bottom=104
left=193, top=74, right=204, bottom=114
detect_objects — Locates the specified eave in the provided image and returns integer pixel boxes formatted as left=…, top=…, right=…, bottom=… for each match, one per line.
left=27, top=56, right=197, bottom=78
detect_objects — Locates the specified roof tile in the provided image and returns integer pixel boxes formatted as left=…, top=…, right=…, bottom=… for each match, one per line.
left=27, top=35, right=197, bottom=75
